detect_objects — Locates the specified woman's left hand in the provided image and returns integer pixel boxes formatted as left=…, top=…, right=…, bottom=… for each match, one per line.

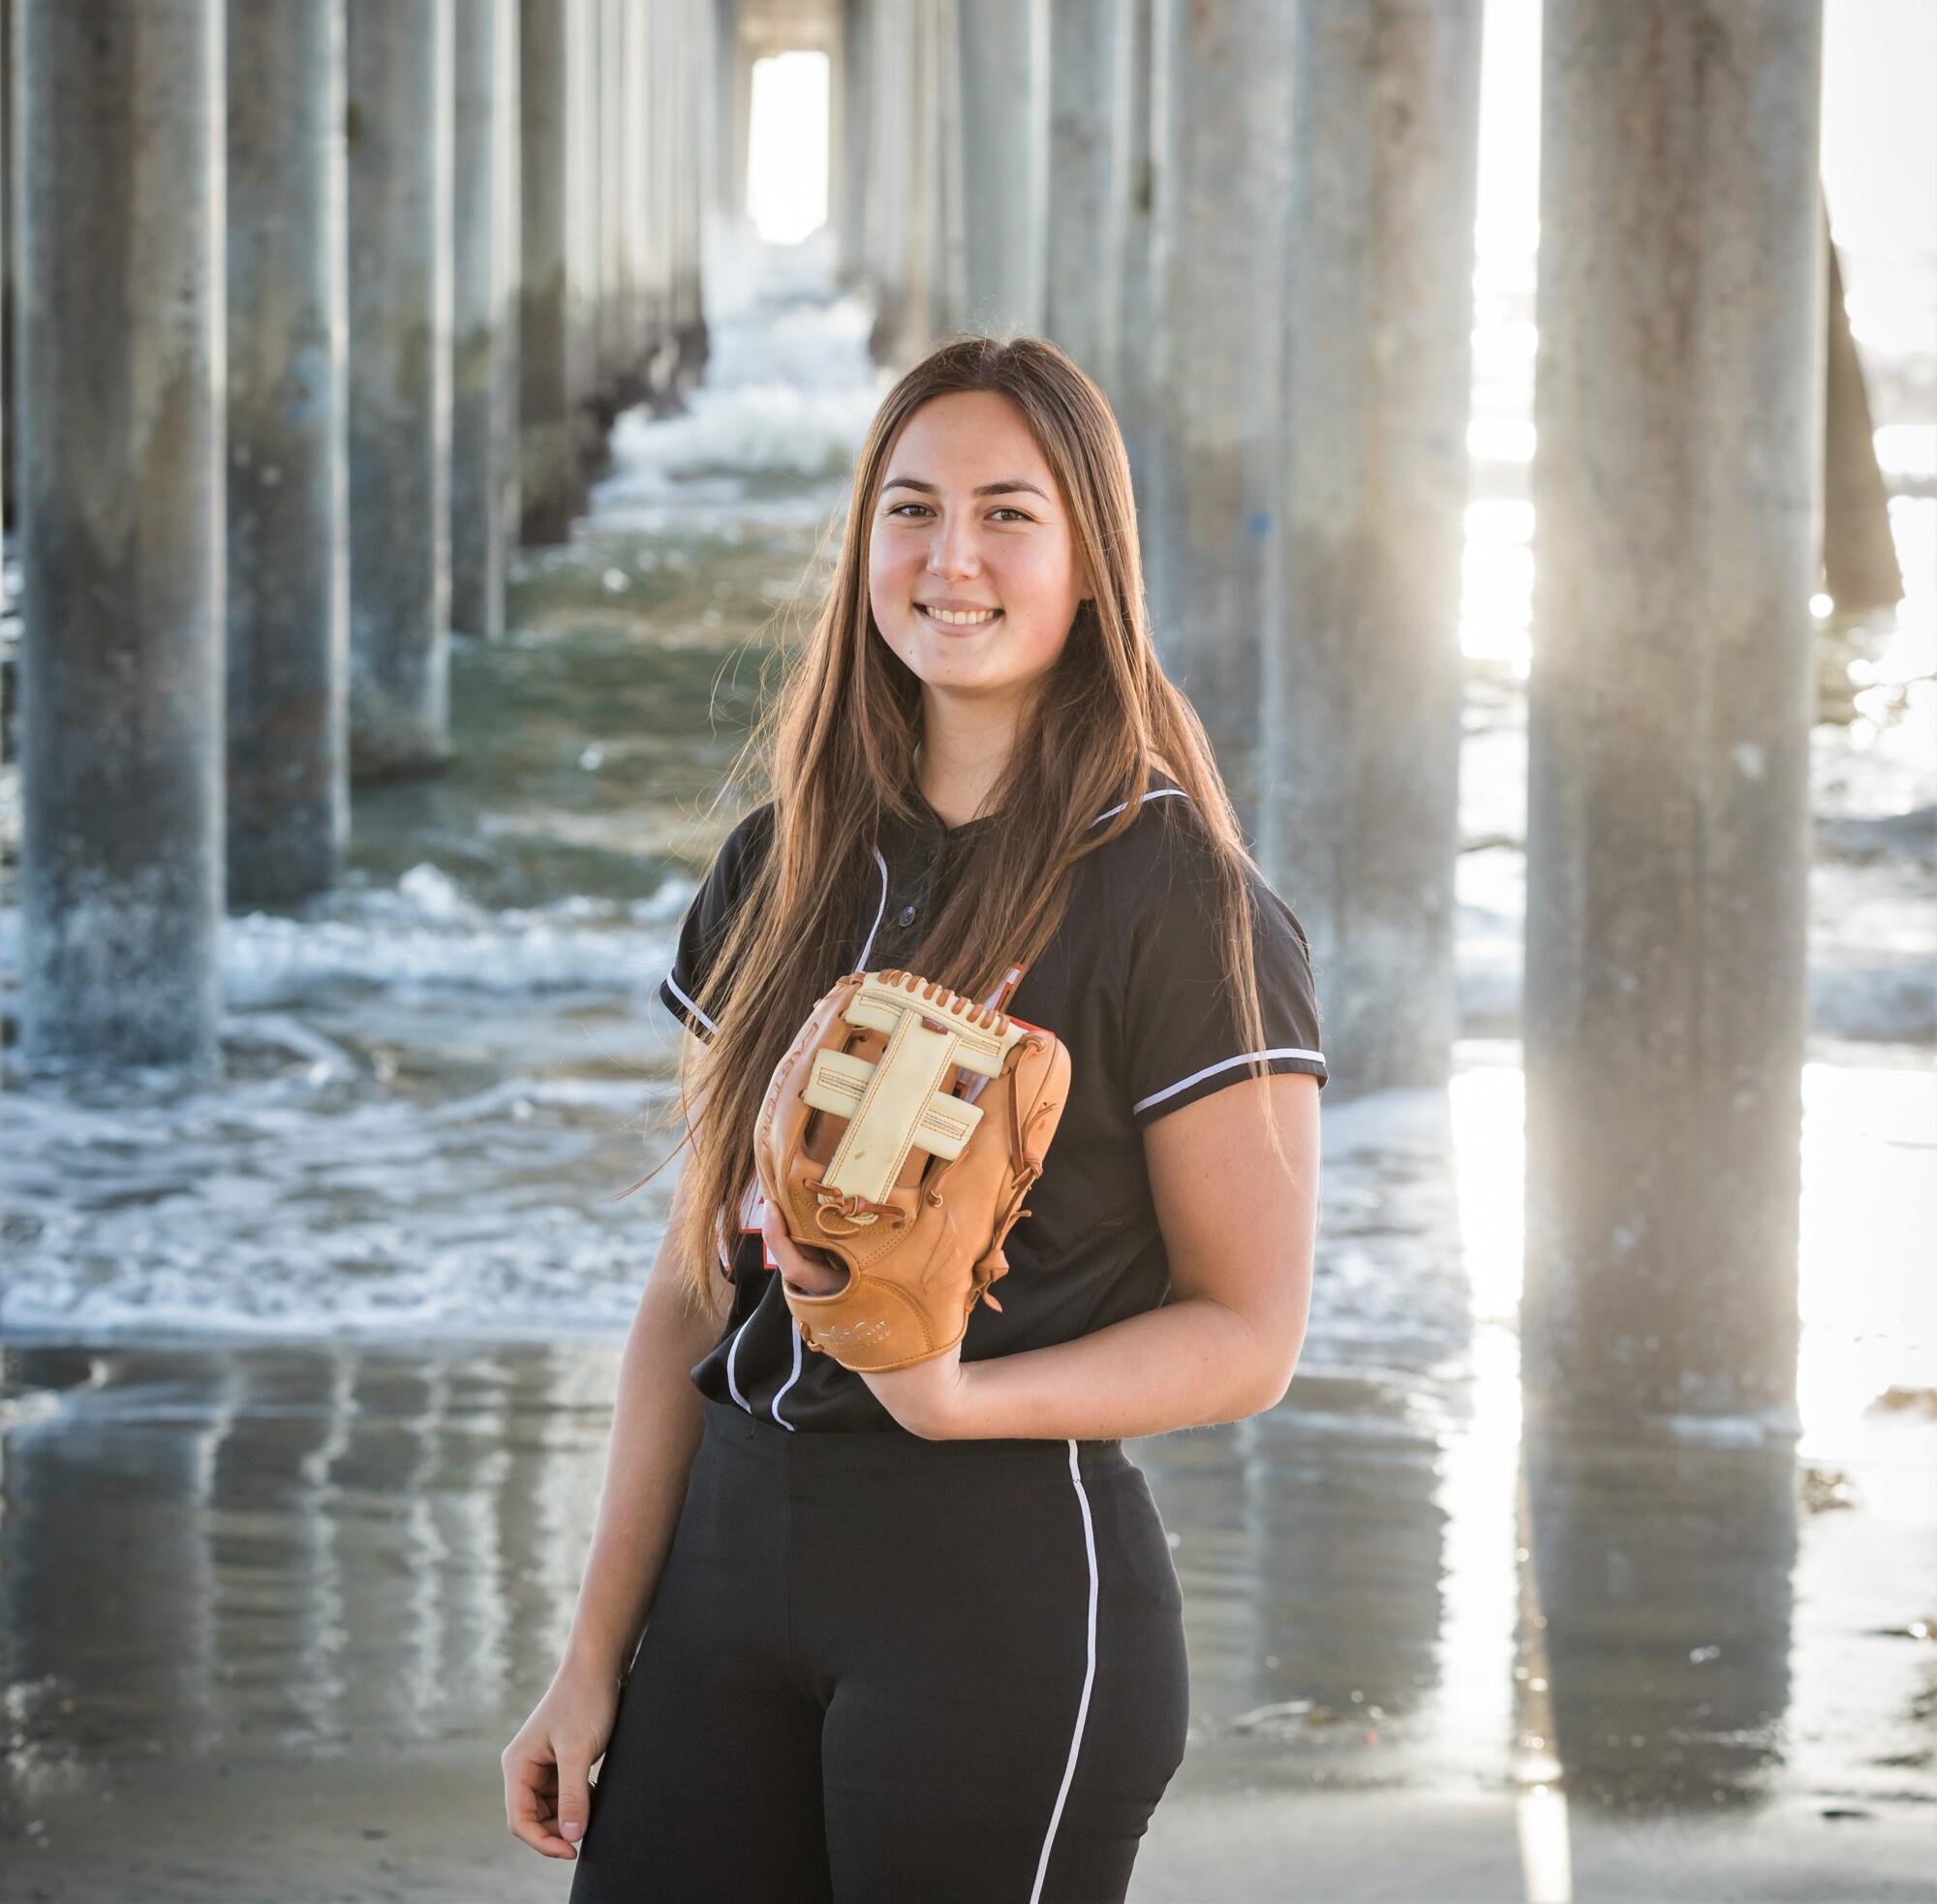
left=759, top=1199, right=969, bottom=1439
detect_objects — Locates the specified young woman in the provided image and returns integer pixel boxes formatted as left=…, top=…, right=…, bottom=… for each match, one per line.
left=503, top=335, right=1327, bottom=1903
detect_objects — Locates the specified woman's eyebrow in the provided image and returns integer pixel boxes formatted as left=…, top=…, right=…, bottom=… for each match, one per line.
left=880, top=476, right=1050, bottom=501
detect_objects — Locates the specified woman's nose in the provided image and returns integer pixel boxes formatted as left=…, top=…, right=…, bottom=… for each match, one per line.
left=928, top=518, right=982, bottom=577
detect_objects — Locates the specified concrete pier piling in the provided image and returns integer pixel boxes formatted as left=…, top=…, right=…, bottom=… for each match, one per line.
left=1043, top=0, right=1132, bottom=396
left=716, top=0, right=748, bottom=226
left=649, top=0, right=681, bottom=405
left=565, top=0, right=601, bottom=456
left=451, top=0, right=519, bottom=641
left=954, top=0, right=1047, bottom=337
left=345, top=0, right=454, bottom=780
left=1522, top=0, right=1826, bottom=1432
left=857, top=0, right=910, bottom=359
left=1272, top=1, right=1485, bottom=1091
left=1823, top=198, right=1904, bottom=616
left=675, top=0, right=714, bottom=394
left=831, top=0, right=868, bottom=288
left=621, top=0, right=652, bottom=400
left=226, top=0, right=352, bottom=906
left=1112, top=0, right=1158, bottom=508
left=855, top=0, right=964, bottom=363
left=643, top=0, right=669, bottom=401
left=495, top=5, right=525, bottom=582
left=1144, top=0, right=1297, bottom=845
left=516, top=0, right=586, bottom=543
left=1, top=0, right=10, bottom=537
left=914, top=0, right=966, bottom=349
left=597, top=0, right=629, bottom=415
left=16, top=0, right=226, bottom=1070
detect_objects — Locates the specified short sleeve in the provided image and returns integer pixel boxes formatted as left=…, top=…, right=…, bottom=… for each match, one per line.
left=1122, top=823, right=1328, bottom=1128
left=657, top=803, right=776, bottom=1041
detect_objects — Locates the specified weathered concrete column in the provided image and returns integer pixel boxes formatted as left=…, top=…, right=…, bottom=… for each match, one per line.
left=1523, top=0, right=1826, bottom=1433
left=346, top=0, right=453, bottom=779
left=494, top=3, right=524, bottom=576
left=1043, top=0, right=1131, bottom=391
left=887, top=0, right=961, bottom=354
left=0, top=0, right=9, bottom=542
left=657, top=0, right=685, bottom=400
left=689, top=0, right=720, bottom=353
left=831, top=0, right=869, bottom=288
left=1823, top=199, right=1902, bottom=615
left=517, top=0, right=584, bottom=542
left=622, top=0, right=653, bottom=397
left=673, top=0, right=710, bottom=392
left=451, top=0, right=518, bottom=640
left=640, top=0, right=672, bottom=406
left=923, top=0, right=968, bottom=345
left=731, top=14, right=756, bottom=233
left=227, top=0, right=351, bottom=906
left=954, top=0, right=1047, bottom=335
left=857, top=0, right=962, bottom=366
left=597, top=0, right=629, bottom=413
left=1270, top=2, right=1484, bottom=1091
left=860, top=0, right=915, bottom=360
left=17, top=0, right=225, bottom=1069
left=1144, top=0, right=1296, bottom=844
left=1113, top=0, right=1158, bottom=504
left=567, top=0, right=603, bottom=461
left=874, top=0, right=962, bottom=356
left=714, top=0, right=746, bottom=223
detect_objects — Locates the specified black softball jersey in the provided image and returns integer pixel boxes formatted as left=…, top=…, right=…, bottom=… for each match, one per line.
left=655, top=766, right=1328, bottom=1433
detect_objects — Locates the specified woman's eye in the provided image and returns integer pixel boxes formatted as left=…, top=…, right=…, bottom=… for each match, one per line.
left=885, top=503, right=1032, bottom=522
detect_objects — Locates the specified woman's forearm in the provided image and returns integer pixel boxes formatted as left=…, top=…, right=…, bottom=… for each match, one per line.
left=942, top=1296, right=1293, bottom=1442
left=560, top=1199, right=729, bottom=1683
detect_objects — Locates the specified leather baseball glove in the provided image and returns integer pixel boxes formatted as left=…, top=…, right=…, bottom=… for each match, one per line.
left=753, top=967, right=1071, bottom=1372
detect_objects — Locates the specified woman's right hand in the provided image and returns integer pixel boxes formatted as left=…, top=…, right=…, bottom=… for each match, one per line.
left=502, top=1656, right=623, bottom=1861
left=761, top=1196, right=850, bottom=1297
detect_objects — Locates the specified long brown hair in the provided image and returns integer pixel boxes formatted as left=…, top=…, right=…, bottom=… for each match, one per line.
left=630, top=333, right=1294, bottom=1323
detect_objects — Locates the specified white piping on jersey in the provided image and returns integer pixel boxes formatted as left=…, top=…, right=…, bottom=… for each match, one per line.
left=1085, top=784, right=1189, bottom=828
left=1030, top=1440, right=1101, bottom=1903
left=728, top=1291, right=809, bottom=1429
left=855, top=837, right=892, bottom=968
left=1134, top=1046, right=1327, bottom=1114
left=663, top=969, right=718, bottom=1037
left=768, top=1323, right=807, bottom=1427
left=724, top=1305, right=751, bottom=1411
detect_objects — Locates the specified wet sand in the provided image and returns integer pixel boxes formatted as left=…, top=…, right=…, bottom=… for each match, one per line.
left=2, top=1336, right=1932, bottom=1903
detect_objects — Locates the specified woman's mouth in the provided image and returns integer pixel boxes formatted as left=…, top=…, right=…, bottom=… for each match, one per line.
left=918, top=603, right=1003, bottom=631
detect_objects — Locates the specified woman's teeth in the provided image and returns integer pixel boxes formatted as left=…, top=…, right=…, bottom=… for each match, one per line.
left=921, top=605, right=1001, bottom=627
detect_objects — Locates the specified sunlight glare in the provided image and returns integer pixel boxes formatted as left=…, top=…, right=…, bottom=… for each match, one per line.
left=747, top=50, right=829, bottom=244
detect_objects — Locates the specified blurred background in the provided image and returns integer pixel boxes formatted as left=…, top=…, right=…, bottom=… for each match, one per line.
left=0, top=1, right=1930, bottom=1899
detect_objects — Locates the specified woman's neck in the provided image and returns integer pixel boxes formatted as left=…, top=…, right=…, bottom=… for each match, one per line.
left=913, top=734, right=1006, bottom=831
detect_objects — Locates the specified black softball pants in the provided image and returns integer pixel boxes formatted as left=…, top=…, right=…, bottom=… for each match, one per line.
left=568, top=1396, right=1192, bottom=1904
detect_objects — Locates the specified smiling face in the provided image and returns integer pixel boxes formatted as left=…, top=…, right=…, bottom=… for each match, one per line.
left=867, top=389, right=1090, bottom=707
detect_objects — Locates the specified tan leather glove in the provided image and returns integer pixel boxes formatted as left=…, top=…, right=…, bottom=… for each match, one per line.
left=753, top=967, right=1071, bottom=1372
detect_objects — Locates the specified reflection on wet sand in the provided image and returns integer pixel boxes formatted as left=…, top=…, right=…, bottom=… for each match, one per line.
left=3, top=1331, right=1931, bottom=1902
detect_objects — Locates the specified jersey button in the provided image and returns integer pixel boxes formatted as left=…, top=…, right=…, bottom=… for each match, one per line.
left=897, top=904, right=918, bottom=928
